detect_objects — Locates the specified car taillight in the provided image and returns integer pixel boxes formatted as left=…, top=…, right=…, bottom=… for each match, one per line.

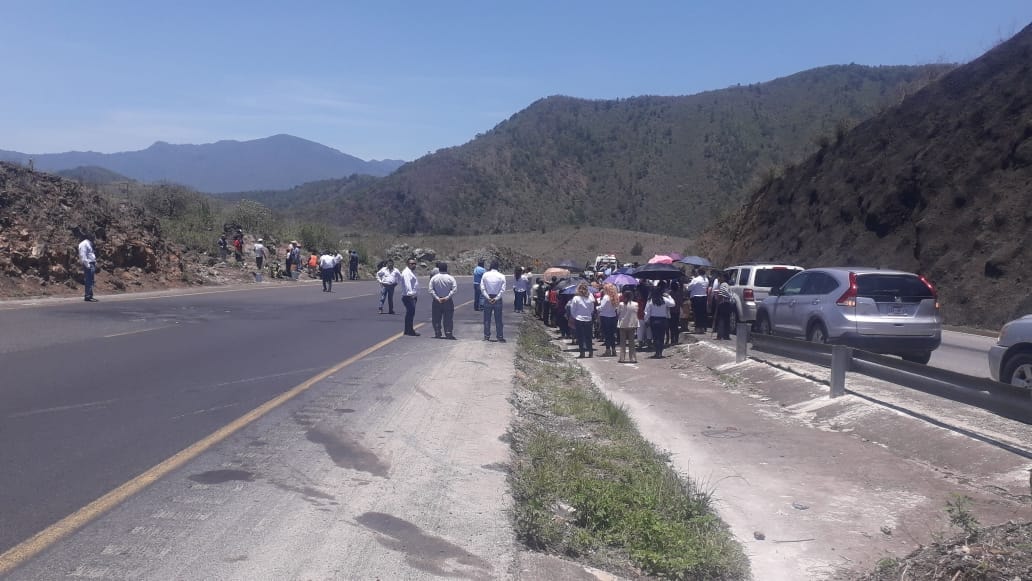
left=919, top=275, right=940, bottom=309
left=836, top=272, right=857, bottom=307
left=743, top=288, right=754, bottom=301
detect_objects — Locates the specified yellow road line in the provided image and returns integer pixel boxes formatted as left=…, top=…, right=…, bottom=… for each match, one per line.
left=0, top=328, right=413, bottom=575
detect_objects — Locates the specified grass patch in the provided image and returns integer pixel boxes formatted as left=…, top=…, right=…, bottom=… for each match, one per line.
left=509, top=320, right=750, bottom=579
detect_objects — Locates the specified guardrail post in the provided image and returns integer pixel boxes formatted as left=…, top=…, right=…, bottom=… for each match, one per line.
left=736, top=323, right=749, bottom=363
left=830, top=345, right=851, bottom=397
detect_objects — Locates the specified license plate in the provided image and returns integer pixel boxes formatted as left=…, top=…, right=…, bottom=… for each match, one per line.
left=891, top=305, right=905, bottom=315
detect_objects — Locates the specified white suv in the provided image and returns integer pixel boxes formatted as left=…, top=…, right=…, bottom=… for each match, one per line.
left=723, top=263, right=804, bottom=330
left=988, top=315, right=1032, bottom=387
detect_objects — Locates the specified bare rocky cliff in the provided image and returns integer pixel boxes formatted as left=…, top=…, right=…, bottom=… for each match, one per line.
left=0, top=162, right=190, bottom=297
left=699, top=23, right=1032, bottom=329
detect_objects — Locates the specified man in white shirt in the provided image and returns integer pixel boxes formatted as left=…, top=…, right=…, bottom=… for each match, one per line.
left=400, top=258, right=421, bottom=336
left=254, top=239, right=268, bottom=270
left=318, top=250, right=337, bottom=292
left=78, top=234, right=98, bottom=302
left=480, top=260, right=507, bottom=342
left=428, top=261, right=458, bottom=339
left=376, top=260, right=400, bottom=314
left=687, top=268, right=710, bottom=334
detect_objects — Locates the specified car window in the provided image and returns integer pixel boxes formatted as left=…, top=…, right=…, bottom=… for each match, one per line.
left=738, top=268, right=751, bottom=285
left=856, top=274, right=933, bottom=301
left=726, top=269, right=738, bottom=285
left=803, top=272, right=839, bottom=295
left=779, top=272, right=808, bottom=296
left=755, top=267, right=803, bottom=289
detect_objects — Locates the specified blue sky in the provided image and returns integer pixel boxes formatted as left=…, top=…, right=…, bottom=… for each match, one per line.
left=1, top=1, right=1030, bottom=161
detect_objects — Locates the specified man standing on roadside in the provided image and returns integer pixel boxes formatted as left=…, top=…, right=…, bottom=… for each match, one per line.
left=687, top=268, right=710, bottom=334
left=319, top=250, right=336, bottom=292
left=217, top=234, right=228, bottom=262
left=400, top=258, right=421, bottom=336
left=78, top=234, right=98, bottom=302
left=428, top=261, right=458, bottom=339
left=472, top=258, right=486, bottom=311
left=377, top=259, right=400, bottom=314
left=333, top=251, right=344, bottom=282
left=348, top=250, right=359, bottom=280
left=254, top=238, right=268, bottom=270
left=480, top=260, right=506, bottom=342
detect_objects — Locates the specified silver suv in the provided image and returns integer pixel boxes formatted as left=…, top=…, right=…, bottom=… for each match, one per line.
left=988, top=315, right=1032, bottom=387
left=755, top=267, right=942, bottom=364
left=724, top=263, right=804, bottom=329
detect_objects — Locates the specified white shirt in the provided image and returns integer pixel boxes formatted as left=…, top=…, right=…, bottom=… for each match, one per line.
left=617, top=301, right=640, bottom=328
left=429, top=272, right=457, bottom=300
left=333, top=253, right=343, bottom=265
left=254, top=243, right=267, bottom=258
left=480, top=269, right=506, bottom=298
left=78, top=239, right=96, bottom=267
left=514, top=276, right=530, bottom=292
left=400, top=267, right=419, bottom=296
left=569, top=295, right=596, bottom=322
left=644, top=295, right=676, bottom=319
left=318, top=254, right=336, bottom=269
left=377, top=266, right=400, bottom=285
left=598, top=294, right=618, bottom=318
left=687, top=275, right=709, bottom=297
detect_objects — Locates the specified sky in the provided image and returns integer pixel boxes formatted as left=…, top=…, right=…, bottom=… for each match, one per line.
left=1, top=1, right=1030, bottom=162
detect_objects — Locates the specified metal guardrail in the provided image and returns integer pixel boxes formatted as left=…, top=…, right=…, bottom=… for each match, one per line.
left=737, top=324, right=1032, bottom=424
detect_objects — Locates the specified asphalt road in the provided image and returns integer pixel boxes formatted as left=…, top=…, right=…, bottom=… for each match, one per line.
left=0, top=276, right=499, bottom=563
left=931, top=329, right=998, bottom=377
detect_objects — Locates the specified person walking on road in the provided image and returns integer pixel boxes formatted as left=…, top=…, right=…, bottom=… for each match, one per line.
left=78, top=234, right=98, bottom=302
left=318, top=251, right=336, bottom=292
left=472, top=259, right=486, bottom=311
left=400, top=258, right=421, bottom=336
left=428, top=261, right=458, bottom=339
left=480, top=260, right=506, bottom=342
left=713, top=271, right=734, bottom=341
left=513, top=267, right=529, bottom=313
left=377, top=259, right=400, bottom=314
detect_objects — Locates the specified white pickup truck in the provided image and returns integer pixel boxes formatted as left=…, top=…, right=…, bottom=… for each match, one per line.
left=593, top=254, right=619, bottom=273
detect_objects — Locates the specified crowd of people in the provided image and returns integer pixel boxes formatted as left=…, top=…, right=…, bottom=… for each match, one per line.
left=529, top=266, right=736, bottom=360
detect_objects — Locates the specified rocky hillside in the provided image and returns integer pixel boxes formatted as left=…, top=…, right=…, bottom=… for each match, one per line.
left=0, top=162, right=217, bottom=297
left=698, top=24, right=1032, bottom=328
left=298, top=64, right=952, bottom=237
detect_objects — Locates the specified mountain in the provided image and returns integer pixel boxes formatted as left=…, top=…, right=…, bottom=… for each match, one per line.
left=0, top=134, right=405, bottom=193
left=696, top=24, right=1032, bottom=328
left=288, top=64, right=952, bottom=237
left=56, top=165, right=133, bottom=184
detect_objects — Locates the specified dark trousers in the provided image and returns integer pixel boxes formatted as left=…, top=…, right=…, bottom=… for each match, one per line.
left=473, top=284, right=483, bottom=311
left=431, top=298, right=454, bottom=337
left=650, top=317, right=669, bottom=357
left=383, top=284, right=396, bottom=313
left=333, top=263, right=343, bottom=282
left=600, top=315, right=618, bottom=350
left=669, top=308, right=680, bottom=344
left=575, top=320, right=594, bottom=355
left=715, top=302, right=733, bottom=340
left=691, top=296, right=709, bottom=331
left=514, top=290, right=526, bottom=312
left=83, top=264, right=95, bottom=299
left=321, top=268, right=333, bottom=291
left=256, top=256, right=264, bottom=270
left=555, top=306, right=569, bottom=337
left=349, top=263, right=358, bottom=280
left=483, top=298, right=504, bottom=339
left=403, top=295, right=417, bottom=334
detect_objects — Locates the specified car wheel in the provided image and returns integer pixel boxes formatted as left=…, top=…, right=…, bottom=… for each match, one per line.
left=807, top=322, right=829, bottom=344
left=757, top=313, right=772, bottom=335
left=1002, top=353, right=1032, bottom=388
left=901, top=352, right=932, bottom=365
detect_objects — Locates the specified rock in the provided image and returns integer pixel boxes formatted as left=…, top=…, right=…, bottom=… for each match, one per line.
left=753, top=531, right=766, bottom=540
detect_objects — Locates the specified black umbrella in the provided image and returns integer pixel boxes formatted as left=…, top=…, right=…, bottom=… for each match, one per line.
left=555, top=259, right=582, bottom=270
left=633, top=263, right=685, bottom=280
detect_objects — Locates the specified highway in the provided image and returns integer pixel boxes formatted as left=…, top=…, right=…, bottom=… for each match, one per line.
left=930, top=329, right=998, bottom=378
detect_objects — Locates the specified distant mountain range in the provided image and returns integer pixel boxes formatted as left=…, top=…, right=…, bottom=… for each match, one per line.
left=0, top=134, right=406, bottom=193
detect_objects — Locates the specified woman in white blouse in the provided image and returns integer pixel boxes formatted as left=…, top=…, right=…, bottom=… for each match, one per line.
left=597, top=282, right=620, bottom=357
left=616, top=288, right=640, bottom=363
left=569, top=282, right=597, bottom=358
left=644, top=285, right=676, bottom=359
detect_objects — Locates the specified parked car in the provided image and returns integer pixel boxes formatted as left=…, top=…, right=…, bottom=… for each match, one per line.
left=988, top=315, right=1032, bottom=387
left=723, top=263, right=805, bottom=329
left=593, top=254, right=619, bottom=273
left=755, top=267, right=942, bottom=364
